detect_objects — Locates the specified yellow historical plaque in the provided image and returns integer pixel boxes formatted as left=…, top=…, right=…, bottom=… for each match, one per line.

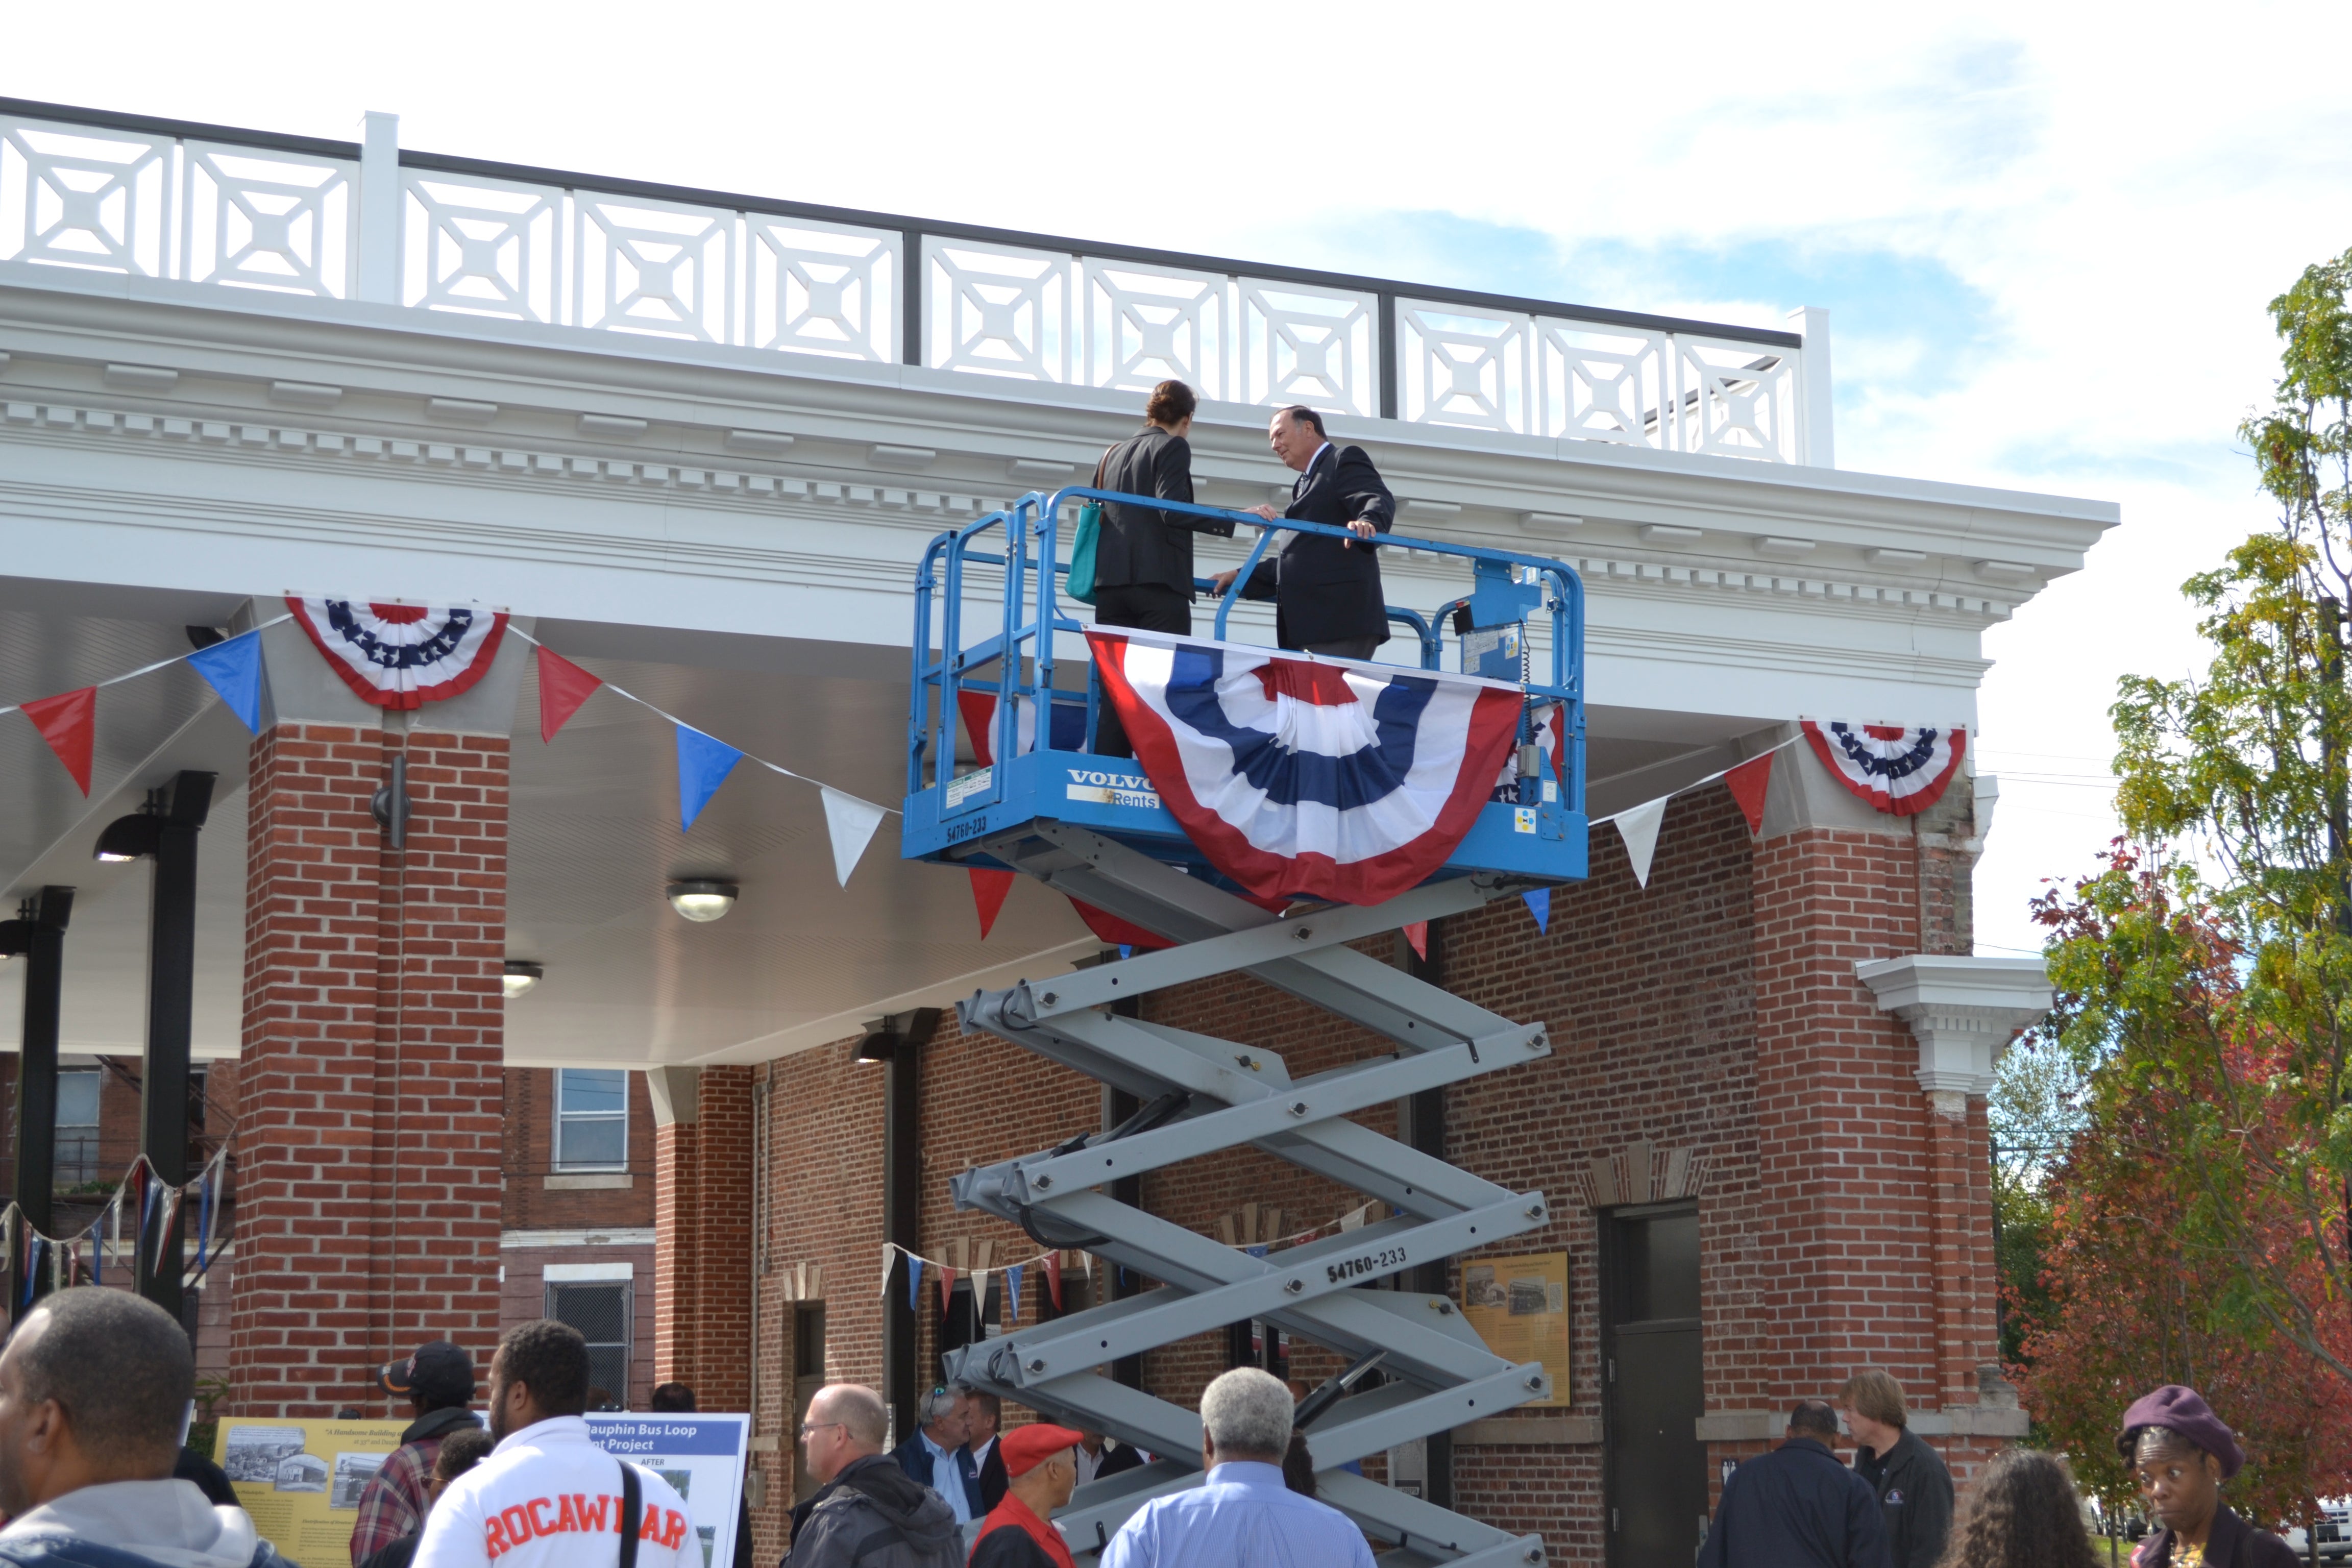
left=1460, top=1250, right=1571, bottom=1407
left=215, top=1416, right=412, bottom=1564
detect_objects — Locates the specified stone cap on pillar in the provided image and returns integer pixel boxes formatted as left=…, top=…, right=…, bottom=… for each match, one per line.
left=1855, top=954, right=2053, bottom=1097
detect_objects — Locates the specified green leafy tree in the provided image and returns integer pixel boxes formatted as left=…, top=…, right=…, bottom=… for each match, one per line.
left=2095, top=248, right=2352, bottom=1388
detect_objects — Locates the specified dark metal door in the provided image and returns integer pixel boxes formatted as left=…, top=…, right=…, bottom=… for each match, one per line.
left=1603, top=1203, right=1706, bottom=1568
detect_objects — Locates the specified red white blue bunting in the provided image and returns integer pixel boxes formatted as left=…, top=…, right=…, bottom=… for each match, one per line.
left=288, top=597, right=510, bottom=710
left=1088, top=629, right=1523, bottom=905
left=1801, top=720, right=1967, bottom=816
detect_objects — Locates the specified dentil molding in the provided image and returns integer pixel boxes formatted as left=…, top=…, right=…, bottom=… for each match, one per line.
left=1855, top=954, right=2054, bottom=1102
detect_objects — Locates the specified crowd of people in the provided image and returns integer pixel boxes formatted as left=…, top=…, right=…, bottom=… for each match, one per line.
left=0, top=1286, right=2314, bottom=1568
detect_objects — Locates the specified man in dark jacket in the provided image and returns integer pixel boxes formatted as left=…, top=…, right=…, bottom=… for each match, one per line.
left=1213, top=405, right=1396, bottom=658
left=785, top=1384, right=961, bottom=1568
left=886, top=1388, right=982, bottom=1524
left=1697, top=1402, right=1890, bottom=1568
left=1839, top=1371, right=1952, bottom=1568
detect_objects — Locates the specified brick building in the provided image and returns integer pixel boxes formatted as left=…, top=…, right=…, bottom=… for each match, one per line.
left=0, top=99, right=2109, bottom=1568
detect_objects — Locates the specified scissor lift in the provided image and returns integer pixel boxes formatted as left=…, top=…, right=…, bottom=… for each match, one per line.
left=905, top=489, right=1589, bottom=1566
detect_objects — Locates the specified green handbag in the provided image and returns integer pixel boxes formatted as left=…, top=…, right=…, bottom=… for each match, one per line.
left=1066, top=452, right=1108, bottom=605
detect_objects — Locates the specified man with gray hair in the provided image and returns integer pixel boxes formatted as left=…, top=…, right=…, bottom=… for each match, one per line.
left=0, top=1287, right=298, bottom=1568
left=888, top=1388, right=982, bottom=1524
left=1099, top=1367, right=1371, bottom=1568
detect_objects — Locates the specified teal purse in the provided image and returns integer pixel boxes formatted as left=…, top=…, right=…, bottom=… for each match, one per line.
left=1066, top=452, right=1107, bottom=605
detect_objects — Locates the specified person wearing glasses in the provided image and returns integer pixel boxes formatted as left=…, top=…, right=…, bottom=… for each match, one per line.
left=782, top=1384, right=961, bottom=1568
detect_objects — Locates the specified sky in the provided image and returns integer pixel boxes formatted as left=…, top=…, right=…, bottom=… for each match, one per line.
left=9, top=2, right=2351, bottom=957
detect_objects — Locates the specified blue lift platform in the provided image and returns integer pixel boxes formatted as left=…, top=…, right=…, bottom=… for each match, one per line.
left=903, top=487, right=1590, bottom=1566
left=904, top=487, right=1589, bottom=888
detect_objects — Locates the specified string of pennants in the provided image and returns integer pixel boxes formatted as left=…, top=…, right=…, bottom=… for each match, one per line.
left=1, top=1144, right=232, bottom=1306
left=0, top=600, right=900, bottom=892
left=874, top=1199, right=1386, bottom=1328
left=0, top=596, right=1966, bottom=928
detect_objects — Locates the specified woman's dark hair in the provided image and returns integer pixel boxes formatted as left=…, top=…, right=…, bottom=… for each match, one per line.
left=1145, top=379, right=1197, bottom=426
left=1935, top=1448, right=2098, bottom=1568
left=1281, top=1429, right=1316, bottom=1497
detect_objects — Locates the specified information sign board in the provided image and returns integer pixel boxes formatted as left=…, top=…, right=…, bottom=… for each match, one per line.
left=1460, top=1250, right=1572, bottom=1407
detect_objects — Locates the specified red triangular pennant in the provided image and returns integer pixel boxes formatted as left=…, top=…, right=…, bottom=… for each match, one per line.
left=535, top=645, right=603, bottom=743
left=1403, top=921, right=1429, bottom=962
left=1068, top=896, right=1173, bottom=951
left=970, top=868, right=1015, bottom=939
left=1724, top=752, right=1774, bottom=837
left=1044, top=1251, right=1063, bottom=1310
left=937, top=1263, right=958, bottom=1314
left=21, top=688, right=96, bottom=795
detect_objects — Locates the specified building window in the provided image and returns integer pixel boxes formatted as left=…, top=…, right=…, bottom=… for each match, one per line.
left=55, top=1069, right=100, bottom=1185
left=547, top=1280, right=631, bottom=1408
left=553, top=1069, right=628, bottom=1171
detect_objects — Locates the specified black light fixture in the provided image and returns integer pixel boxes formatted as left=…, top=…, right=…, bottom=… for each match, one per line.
left=856, top=1007, right=942, bottom=1064
left=502, top=960, right=544, bottom=999
left=90, top=770, right=214, bottom=1323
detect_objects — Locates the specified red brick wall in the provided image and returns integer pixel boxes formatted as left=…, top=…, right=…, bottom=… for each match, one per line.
left=227, top=721, right=507, bottom=1417
left=654, top=1065, right=754, bottom=1413
left=502, top=1067, right=657, bottom=1231
left=503, top=1242, right=658, bottom=1410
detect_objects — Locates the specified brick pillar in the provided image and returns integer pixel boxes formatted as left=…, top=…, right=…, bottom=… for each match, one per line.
left=652, top=1065, right=755, bottom=1411
left=229, top=720, right=508, bottom=1414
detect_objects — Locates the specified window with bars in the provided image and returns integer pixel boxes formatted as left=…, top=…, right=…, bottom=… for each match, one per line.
left=553, top=1069, right=628, bottom=1171
left=55, top=1069, right=100, bottom=1185
left=547, top=1282, right=631, bottom=1408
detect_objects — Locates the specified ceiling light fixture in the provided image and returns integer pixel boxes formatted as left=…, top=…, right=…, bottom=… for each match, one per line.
left=855, top=1008, right=943, bottom=1065
left=502, top=960, right=544, bottom=999
left=667, top=880, right=739, bottom=923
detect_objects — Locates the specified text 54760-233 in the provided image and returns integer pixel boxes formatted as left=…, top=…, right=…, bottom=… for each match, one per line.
left=1326, top=1246, right=1407, bottom=1284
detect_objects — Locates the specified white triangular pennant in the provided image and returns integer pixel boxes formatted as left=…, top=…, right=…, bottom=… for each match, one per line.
left=1614, top=796, right=1668, bottom=889
left=821, top=788, right=888, bottom=888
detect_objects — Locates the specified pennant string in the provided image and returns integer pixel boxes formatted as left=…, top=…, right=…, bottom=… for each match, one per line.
left=505, top=628, right=895, bottom=819
left=0, top=614, right=295, bottom=720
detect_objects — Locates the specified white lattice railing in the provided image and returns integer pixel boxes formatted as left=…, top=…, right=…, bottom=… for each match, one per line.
left=0, top=105, right=1828, bottom=464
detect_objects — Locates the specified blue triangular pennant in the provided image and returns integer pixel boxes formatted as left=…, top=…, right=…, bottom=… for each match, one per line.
left=675, top=725, right=744, bottom=830
left=906, top=1255, right=923, bottom=1314
left=1523, top=888, right=1550, bottom=935
left=1118, top=945, right=1133, bottom=961
left=1006, top=1263, right=1023, bottom=1326
left=186, top=629, right=265, bottom=732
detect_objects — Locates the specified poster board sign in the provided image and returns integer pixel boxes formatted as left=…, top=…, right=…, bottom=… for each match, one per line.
left=215, top=1416, right=412, bottom=1564
left=586, top=1413, right=751, bottom=1568
left=1461, top=1250, right=1571, bottom=1407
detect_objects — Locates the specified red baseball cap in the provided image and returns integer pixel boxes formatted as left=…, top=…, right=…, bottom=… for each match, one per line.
left=1000, top=1424, right=1085, bottom=1478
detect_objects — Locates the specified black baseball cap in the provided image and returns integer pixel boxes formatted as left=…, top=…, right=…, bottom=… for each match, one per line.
left=380, top=1341, right=475, bottom=1406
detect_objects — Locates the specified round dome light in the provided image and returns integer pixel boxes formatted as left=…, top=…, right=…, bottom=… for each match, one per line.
left=502, top=960, right=544, bottom=999
left=667, top=880, right=739, bottom=923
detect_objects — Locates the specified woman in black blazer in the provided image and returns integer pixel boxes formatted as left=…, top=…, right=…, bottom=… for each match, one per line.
left=1091, top=379, right=1231, bottom=635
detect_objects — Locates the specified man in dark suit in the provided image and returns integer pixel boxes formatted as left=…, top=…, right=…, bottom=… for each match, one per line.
left=1211, top=405, right=1396, bottom=658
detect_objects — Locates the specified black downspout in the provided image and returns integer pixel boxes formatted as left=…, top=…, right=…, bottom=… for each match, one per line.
left=1399, top=920, right=1452, bottom=1512
left=883, top=1033, right=922, bottom=1444
left=140, top=772, right=213, bottom=1329
left=3, top=886, right=74, bottom=1311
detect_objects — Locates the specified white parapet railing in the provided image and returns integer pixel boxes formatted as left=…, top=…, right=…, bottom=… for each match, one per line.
left=0, top=102, right=1831, bottom=466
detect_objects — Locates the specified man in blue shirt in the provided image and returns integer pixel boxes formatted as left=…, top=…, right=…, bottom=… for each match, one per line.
left=889, top=1388, right=983, bottom=1525
left=1100, top=1368, right=1373, bottom=1568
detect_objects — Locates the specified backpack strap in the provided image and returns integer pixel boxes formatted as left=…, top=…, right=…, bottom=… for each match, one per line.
left=619, top=1459, right=642, bottom=1568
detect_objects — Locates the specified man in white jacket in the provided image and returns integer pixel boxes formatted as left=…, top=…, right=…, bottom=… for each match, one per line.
left=414, top=1321, right=695, bottom=1568
left=0, top=1286, right=296, bottom=1568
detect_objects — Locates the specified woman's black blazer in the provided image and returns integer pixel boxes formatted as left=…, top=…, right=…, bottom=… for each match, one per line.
left=1093, top=427, right=1232, bottom=595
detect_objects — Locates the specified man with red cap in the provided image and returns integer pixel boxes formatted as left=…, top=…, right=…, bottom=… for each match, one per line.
left=968, top=1425, right=1083, bottom=1568
left=2119, top=1385, right=2296, bottom=1568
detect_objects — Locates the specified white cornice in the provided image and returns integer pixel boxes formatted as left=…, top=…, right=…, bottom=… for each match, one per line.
left=0, top=268, right=2115, bottom=586
left=1855, top=955, right=2054, bottom=1100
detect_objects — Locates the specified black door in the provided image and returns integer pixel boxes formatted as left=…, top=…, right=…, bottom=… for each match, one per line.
left=1603, top=1203, right=1706, bottom=1568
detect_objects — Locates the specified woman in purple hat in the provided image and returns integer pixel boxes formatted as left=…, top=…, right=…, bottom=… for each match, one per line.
left=2119, top=1385, right=2297, bottom=1568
